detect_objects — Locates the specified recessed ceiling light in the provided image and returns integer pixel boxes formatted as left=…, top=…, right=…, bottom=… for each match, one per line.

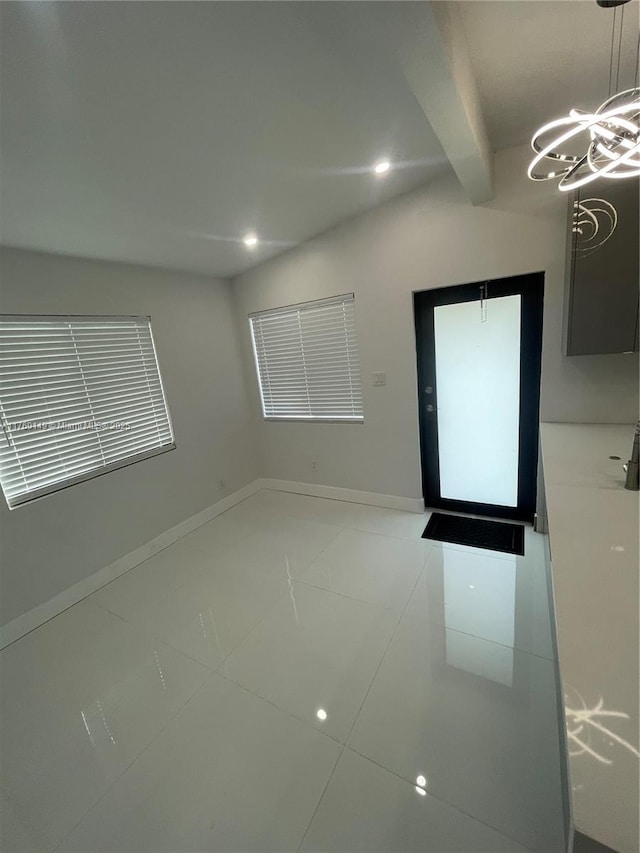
left=316, top=708, right=328, bottom=721
left=374, top=159, right=391, bottom=175
left=243, top=233, right=258, bottom=248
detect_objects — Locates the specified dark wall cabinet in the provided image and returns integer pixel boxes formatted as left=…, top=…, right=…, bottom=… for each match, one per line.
left=563, top=178, right=639, bottom=356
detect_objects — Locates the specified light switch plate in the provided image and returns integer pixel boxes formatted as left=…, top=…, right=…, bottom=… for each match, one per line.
left=372, top=371, right=386, bottom=386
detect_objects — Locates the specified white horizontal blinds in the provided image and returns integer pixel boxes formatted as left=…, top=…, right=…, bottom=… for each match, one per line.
left=250, top=294, right=363, bottom=420
left=0, top=316, right=174, bottom=508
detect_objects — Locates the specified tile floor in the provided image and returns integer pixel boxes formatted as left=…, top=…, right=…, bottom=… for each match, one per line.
left=0, top=489, right=566, bottom=852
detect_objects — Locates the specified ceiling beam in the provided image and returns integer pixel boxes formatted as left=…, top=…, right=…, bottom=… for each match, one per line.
left=400, top=2, right=494, bottom=204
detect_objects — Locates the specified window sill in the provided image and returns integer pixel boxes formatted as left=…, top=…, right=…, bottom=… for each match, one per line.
left=263, top=417, right=364, bottom=425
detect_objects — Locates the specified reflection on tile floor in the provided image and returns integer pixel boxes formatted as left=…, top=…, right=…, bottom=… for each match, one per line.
left=0, top=490, right=565, bottom=852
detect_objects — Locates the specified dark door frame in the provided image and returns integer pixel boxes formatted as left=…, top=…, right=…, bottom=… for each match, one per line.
left=413, top=272, right=545, bottom=523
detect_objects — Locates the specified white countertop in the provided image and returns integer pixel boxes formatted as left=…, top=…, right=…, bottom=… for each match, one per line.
left=540, top=423, right=639, bottom=853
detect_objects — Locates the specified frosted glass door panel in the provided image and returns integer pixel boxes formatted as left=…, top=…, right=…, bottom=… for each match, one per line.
left=434, top=295, right=521, bottom=507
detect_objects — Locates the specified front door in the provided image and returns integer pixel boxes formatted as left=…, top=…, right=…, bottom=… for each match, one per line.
left=414, top=272, right=544, bottom=522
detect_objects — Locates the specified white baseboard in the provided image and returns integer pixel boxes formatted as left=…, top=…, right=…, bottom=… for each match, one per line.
left=0, top=480, right=261, bottom=650
left=258, top=478, right=424, bottom=514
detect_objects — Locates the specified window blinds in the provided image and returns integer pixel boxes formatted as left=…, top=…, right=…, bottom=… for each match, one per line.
left=0, top=316, right=175, bottom=508
left=249, top=294, right=363, bottom=421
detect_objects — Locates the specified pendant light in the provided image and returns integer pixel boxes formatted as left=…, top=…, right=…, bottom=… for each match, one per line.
left=527, top=0, right=640, bottom=191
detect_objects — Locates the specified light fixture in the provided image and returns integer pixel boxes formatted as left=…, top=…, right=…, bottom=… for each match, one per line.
left=573, top=197, right=618, bottom=255
left=316, top=708, right=328, bottom=721
left=415, top=774, right=427, bottom=795
left=528, top=2, right=640, bottom=191
left=243, top=233, right=258, bottom=248
left=374, top=159, right=391, bottom=175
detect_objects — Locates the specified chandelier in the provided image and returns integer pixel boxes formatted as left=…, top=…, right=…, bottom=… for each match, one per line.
left=528, top=1, right=640, bottom=191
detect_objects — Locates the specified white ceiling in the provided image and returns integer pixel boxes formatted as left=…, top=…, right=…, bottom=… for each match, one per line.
left=1, top=1, right=637, bottom=279
left=0, top=2, right=449, bottom=278
left=460, top=0, right=639, bottom=149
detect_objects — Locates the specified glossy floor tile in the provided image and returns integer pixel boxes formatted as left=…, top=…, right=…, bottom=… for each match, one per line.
left=97, top=554, right=294, bottom=670
left=0, top=601, right=208, bottom=850
left=183, top=499, right=342, bottom=579
left=300, top=748, right=530, bottom=852
left=0, top=791, right=50, bottom=853
left=240, top=489, right=431, bottom=540
left=91, top=536, right=214, bottom=624
left=424, top=536, right=555, bottom=660
left=348, top=564, right=565, bottom=852
left=58, top=673, right=341, bottom=852
left=221, top=582, right=398, bottom=742
left=1, top=491, right=564, bottom=853
left=301, top=527, right=429, bottom=613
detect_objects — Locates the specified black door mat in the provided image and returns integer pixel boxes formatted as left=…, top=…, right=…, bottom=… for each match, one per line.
left=422, top=512, right=525, bottom=556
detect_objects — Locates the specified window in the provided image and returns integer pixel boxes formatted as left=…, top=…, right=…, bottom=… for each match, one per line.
left=0, top=315, right=175, bottom=508
left=249, top=293, right=363, bottom=422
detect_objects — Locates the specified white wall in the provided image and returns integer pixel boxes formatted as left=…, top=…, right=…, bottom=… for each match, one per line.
left=3, top=146, right=637, bottom=624
left=232, top=144, right=639, bottom=500
left=0, top=247, right=259, bottom=626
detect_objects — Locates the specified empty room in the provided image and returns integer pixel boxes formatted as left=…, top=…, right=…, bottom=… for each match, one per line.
left=0, top=2, right=638, bottom=852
